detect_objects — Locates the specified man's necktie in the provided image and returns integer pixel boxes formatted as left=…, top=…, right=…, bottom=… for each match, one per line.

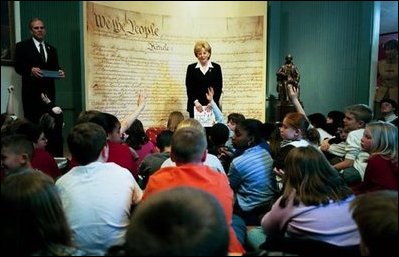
left=39, top=43, right=45, bottom=62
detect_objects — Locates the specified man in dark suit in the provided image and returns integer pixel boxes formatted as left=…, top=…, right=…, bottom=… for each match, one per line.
left=15, top=17, right=65, bottom=124
left=185, top=41, right=223, bottom=118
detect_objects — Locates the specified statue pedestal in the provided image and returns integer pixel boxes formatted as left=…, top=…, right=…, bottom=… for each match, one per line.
left=276, top=101, right=297, bottom=122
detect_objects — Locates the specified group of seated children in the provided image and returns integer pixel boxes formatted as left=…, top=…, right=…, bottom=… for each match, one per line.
left=1, top=84, right=397, bottom=256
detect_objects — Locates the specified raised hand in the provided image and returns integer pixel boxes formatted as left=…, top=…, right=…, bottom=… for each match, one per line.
left=206, top=87, right=215, bottom=102
left=41, top=93, right=52, bottom=104
left=287, top=84, right=298, bottom=100
left=8, top=85, right=14, bottom=93
left=137, top=91, right=146, bottom=108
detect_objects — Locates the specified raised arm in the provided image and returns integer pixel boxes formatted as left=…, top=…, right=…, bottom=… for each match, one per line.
left=120, top=92, right=146, bottom=134
left=206, top=87, right=224, bottom=123
left=41, top=93, right=63, bottom=114
left=6, top=85, right=15, bottom=115
left=287, top=84, right=306, bottom=117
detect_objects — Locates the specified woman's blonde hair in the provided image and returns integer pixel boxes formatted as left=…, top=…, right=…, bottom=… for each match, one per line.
left=194, top=41, right=212, bottom=59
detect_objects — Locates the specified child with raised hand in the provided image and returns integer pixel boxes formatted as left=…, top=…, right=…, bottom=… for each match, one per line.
left=273, top=112, right=313, bottom=177
left=40, top=93, right=64, bottom=157
left=206, top=87, right=245, bottom=154
left=1, top=85, right=17, bottom=130
left=84, top=111, right=140, bottom=179
left=120, top=91, right=146, bottom=134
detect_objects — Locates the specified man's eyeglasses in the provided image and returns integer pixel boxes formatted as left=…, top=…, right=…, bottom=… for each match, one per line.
left=33, top=26, right=45, bottom=29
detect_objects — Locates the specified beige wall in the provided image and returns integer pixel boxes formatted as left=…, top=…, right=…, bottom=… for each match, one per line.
left=93, top=1, right=266, bottom=17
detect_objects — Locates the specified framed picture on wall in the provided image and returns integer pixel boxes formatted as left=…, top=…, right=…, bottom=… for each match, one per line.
left=378, top=32, right=398, bottom=60
left=1, top=1, right=15, bottom=66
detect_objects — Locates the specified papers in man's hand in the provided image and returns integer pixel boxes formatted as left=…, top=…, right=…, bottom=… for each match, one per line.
left=42, top=70, right=62, bottom=78
left=194, top=106, right=216, bottom=127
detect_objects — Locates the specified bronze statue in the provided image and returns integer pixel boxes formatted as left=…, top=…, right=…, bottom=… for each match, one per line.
left=276, top=54, right=300, bottom=103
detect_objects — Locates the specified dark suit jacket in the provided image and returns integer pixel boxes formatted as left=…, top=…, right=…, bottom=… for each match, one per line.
left=15, top=38, right=61, bottom=123
left=185, top=62, right=223, bottom=117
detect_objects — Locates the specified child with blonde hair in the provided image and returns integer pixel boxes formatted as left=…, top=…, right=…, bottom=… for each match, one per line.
left=352, top=121, right=398, bottom=194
